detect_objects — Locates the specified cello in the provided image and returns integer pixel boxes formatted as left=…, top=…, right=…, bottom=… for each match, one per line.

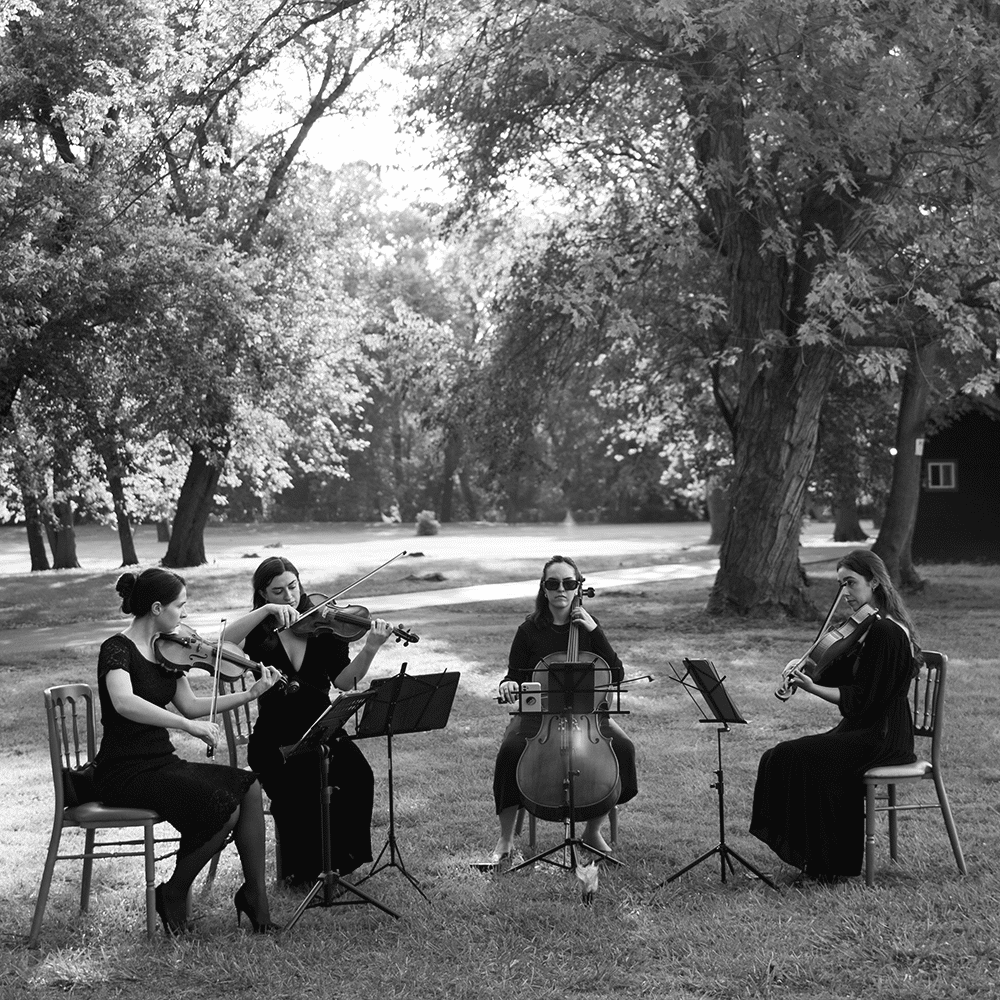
left=515, top=585, right=622, bottom=824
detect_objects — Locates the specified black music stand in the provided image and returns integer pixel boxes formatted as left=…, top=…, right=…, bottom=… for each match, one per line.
left=352, top=664, right=460, bottom=901
left=281, top=690, right=400, bottom=932
left=663, top=658, right=777, bottom=890
left=509, top=662, right=624, bottom=875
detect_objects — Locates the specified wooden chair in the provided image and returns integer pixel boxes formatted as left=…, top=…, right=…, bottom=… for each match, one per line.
left=515, top=804, right=618, bottom=849
left=28, top=684, right=178, bottom=946
left=204, top=675, right=281, bottom=883
left=862, top=651, right=967, bottom=887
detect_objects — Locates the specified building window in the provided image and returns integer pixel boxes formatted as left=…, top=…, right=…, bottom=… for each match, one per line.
left=926, top=461, right=957, bottom=490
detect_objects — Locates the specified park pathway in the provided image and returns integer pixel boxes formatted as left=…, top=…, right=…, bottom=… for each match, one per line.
left=0, top=560, right=719, bottom=660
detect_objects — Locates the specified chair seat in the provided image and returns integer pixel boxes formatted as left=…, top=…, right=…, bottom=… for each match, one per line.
left=863, top=760, right=932, bottom=781
left=66, top=802, right=162, bottom=825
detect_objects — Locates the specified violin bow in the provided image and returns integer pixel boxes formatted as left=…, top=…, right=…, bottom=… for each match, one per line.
left=206, top=618, right=226, bottom=759
left=274, top=550, right=408, bottom=633
left=814, top=582, right=847, bottom=641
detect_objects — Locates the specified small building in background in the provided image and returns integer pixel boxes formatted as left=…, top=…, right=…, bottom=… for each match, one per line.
left=912, top=399, right=1000, bottom=562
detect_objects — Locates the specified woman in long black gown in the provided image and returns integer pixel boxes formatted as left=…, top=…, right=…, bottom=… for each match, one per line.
left=226, top=556, right=391, bottom=886
left=94, top=569, right=282, bottom=934
left=750, top=549, right=920, bottom=882
left=491, top=555, right=639, bottom=862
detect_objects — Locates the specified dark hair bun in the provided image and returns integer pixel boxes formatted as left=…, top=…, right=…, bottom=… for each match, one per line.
left=115, top=572, right=138, bottom=614
left=115, top=568, right=184, bottom=619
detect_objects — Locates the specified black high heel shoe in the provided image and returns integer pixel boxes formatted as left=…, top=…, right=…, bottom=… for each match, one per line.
left=154, top=883, right=192, bottom=936
left=234, top=884, right=280, bottom=934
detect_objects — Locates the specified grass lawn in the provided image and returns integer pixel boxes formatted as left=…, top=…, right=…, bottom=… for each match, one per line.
left=0, top=523, right=997, bottom=999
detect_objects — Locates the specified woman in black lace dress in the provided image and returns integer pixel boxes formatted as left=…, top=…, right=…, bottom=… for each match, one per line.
left=226, top=556, right=392, bottom=886
left=750, top=549, right=920, bottom=882
left=94, top=569, right=282, bottom=934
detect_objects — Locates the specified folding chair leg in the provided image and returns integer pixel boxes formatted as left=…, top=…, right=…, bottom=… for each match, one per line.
left=887, top=785, right=898, bottom=862
left=144, top=824, right=157, bottom=939
left=204, top=849, right=221, bottom=887
left=28, top=822, right=63, bottom=947
left=80, top=828, right=96, bottom=912
left=864, top=784, right=877, bottom=888
left=933, top=773, right=968, bottom=875
left=272, top=821, right=283, bottom=882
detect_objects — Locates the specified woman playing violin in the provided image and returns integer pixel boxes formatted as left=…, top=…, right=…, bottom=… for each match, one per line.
left=93, top=569, right=282, bottom=934
left=491, top=555, right=639, bottom=862
left=224, top=556, right=392, bottom=886
left=750, top=549, right=920, bottom=883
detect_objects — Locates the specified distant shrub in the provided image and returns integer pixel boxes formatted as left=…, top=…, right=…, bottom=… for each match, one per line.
left=415, top=510, right=440, bottom=536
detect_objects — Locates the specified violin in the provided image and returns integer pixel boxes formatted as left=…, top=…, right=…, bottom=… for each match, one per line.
left=154, top=623, right=294, bottom=692
left=515, top=585, right=622, bottom=823
left=775, top=588, right=880, bottom=701
left=288, top=594, right=419, bottom=646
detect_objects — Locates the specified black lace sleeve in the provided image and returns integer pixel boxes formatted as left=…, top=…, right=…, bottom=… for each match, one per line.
left=98, top=634, right=134, bottom=681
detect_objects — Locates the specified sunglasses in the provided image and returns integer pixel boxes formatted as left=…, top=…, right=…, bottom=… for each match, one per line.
left=543, top=577, right=580, bottom=591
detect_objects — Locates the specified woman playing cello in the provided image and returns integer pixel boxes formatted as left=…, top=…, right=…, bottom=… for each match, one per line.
left=750, top=549, right=920, bottom=883
left=224, top=556, right=392, bottom=886
left=491, top=555, right=639, bottom=863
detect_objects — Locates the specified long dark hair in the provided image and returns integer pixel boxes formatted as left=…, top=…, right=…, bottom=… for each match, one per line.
left=251, top=556, right=312, bottom=613
left=837, top=549, right=919, bottom=646
left=528, top=555, right=583, bottom=626
left=116, top=568, right=185, bottom=618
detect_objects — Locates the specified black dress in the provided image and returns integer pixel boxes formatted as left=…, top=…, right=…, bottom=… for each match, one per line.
left=93, top=634, right=257, bottom=859
left=493, top=617, right=639, bottom=815
left=749, top=616, right=917, bottom=878
left=245, top=623, right=374, bottom=881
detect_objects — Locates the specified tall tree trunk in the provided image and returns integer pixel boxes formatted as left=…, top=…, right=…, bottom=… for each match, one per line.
left=709, top=342, right=836, bottom=616
left=0, top=351, right=28, bottom=428
left=21, top=486, right=51, bottom=571
left=50, top=498, right=81, bottom=569
left=873, top=343, right=938, bottom=588
left=832, top=493, right=869, bottom=542
left=391, top=414, right=405, bottom=496
left=46, top=446, right=82, bottom=569
left=439, top=429, right=462, bottom=523
left=109, top=472, right=139, bottom=566
left=10, top=408, right=52, bottom=569
left=458, top=467, right=478, bottom=521
left=704, top=203, right=838, bottom=616
left=705, top=471, right=731, bottom=545
left=97, top=438, right=139, bottom=566
left=681, top=47, right=849, bottom=617
left=162, top=442, right=229, bottom=568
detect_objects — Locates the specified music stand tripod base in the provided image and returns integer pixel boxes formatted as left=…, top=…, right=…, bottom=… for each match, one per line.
left=662, top=660, right=777, bottom=891
left=280, top=710, right=401, bottom=932
left=509, top=832, right=621, bottom=874
left=351, top=667, right=460, bottom=903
